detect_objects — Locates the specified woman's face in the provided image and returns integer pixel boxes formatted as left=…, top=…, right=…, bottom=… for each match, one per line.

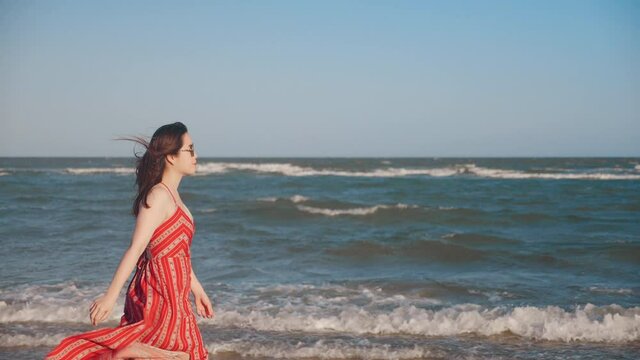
left=169, top=132, right=198, bottom=175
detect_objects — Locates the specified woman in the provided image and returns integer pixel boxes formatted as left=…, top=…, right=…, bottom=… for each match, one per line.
left=46, top=122, right=213, bottom=359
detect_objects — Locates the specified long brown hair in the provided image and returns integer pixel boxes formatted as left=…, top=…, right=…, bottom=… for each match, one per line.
left=115, top=122, right=188, bottom=217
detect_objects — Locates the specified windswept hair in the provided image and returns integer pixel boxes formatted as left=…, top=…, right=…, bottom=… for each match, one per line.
left=114, top=122, right=188, bottom=217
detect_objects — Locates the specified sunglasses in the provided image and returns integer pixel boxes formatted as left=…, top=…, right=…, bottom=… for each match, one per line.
left=180, top=145, right=195, bottom=157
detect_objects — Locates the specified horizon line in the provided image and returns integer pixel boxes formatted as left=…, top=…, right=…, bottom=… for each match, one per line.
left=1, top=155, right=639, bottom=159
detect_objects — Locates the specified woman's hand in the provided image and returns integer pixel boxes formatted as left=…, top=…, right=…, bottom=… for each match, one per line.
left=193, top=288, right=215, bottom=319
left=89, top=294, right=116, bottom=326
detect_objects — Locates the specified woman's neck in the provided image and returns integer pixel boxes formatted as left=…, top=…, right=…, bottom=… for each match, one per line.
left=161, top=172, right=182, bottom=193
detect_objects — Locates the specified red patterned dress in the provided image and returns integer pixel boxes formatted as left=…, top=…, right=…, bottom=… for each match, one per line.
left=46, top=183, right=209, bottom=359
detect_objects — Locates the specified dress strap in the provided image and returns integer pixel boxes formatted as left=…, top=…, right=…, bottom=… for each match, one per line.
left=158, top=182, right=178, bottom=206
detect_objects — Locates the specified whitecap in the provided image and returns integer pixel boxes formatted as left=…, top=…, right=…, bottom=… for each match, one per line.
left=296, top=203, right=418, bottom=216
left=64, top=167, right=134, bottom=175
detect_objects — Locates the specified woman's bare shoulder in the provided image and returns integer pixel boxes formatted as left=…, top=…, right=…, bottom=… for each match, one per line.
left=140, top=185, right=174, bottom=216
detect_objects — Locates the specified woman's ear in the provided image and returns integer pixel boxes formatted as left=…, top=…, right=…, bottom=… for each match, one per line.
left=165, top=154, right=175, bottom=166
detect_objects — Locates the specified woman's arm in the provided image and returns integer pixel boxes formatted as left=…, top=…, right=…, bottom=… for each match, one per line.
left=190, top=267, right=205, bottom=294
left=89, top=187, right=171, bottom=325
left=190, top=267, right=214, bottom=318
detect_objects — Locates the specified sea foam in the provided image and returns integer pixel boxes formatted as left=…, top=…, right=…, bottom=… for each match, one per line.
left=297, top=203, right=418, bottom=216
left=3, top=162, right=638, bottom=180
left=3, top=282, right=638, bottom=343
left=207, top=303, right=640, bottom=343
left=205, top=340, right=436, bottom=359
left=64, top=167, right=134, bottom=175
left=193, top=162, right=640, bottom=180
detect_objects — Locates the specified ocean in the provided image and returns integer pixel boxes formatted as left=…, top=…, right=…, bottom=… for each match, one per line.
left=0, top=157, right=639, bottom=359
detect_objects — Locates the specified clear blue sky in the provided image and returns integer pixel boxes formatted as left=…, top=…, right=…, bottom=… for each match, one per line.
left=1, top=0, right=638, bottom=157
